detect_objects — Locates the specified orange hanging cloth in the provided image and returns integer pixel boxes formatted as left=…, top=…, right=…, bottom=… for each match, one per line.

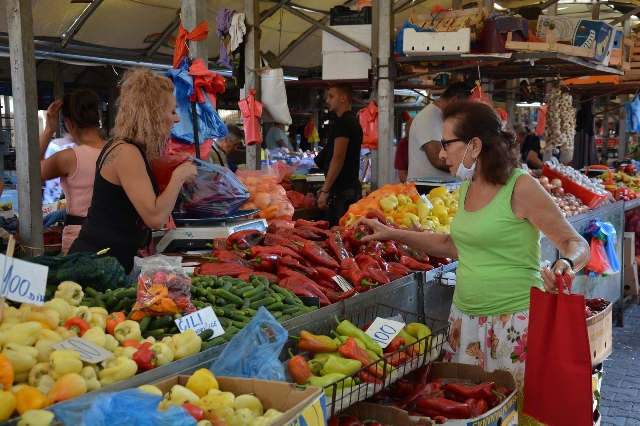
left=173, top=20, right=210, bottom=67
left=239, top=89, right=263, bottom=145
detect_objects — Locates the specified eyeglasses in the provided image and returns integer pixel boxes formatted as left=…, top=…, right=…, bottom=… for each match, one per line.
left=440, top=138, right=470, bottom=151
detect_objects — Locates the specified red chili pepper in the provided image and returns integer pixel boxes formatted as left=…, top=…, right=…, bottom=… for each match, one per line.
left=249, top=254, right=280, bottom=273
left=441, top=382, right=501, bottom=404
left=387, top=351, right=409, bottom=367
left=132, top=347, right=157, bottom=371
left=399, top=255, right=435, bottom=272
left=204, top=250, right=254, bottom=269
left=64, top=317, right=90, bottom=337
left=387, top=261, right=409, bottom=271
left=392, top=379, right=416, bottom=397
left=397, top=382, right=442, bottom=410
left=276, top=227, right=324, bottom=241
left=356, top=254, right=381, bottom=271
left=315, top=266, right=339, bottom=282
left=328, top=232, right=352, bottom=261
left=295, top=219, right=329, bottom=230
left=326, top=288, right=357, bottom=303
left=182, top=403, right=205, bottom=422
left=317, top=279, right=342, bottom=293
left=340, top=269, right=377, bottom=289
left=250, top=245, right=305, bottom=263
left=341, top=416, right=365, bottom=426
left=415, top=398, right=472, bottom=419
left=211, top=238, right=229, bottom=251
left=227, top=229, right=265, bottom=251
left=414, top=363, right=434, bottom=384
left=381, top=241, right=399, bottom=261
left=279, top=274, right=331, bottom=306
left=353, top=225, right=373, bottom=242
left=472, top=399, right=489, bottom=417
left=197, top=263, right=253, bottom=277
left=398, top=244, right=430, bottom=263
left=276, top=256, right=316, bottom=277
left=338, top=337, right=384, bottom=377
left=384, top=336, right=405, bottom=354
left=358, top=370, right=383, bottom=386
left=297, top=226, right=333, bottom=240
left=385, top=269, right=409, bottom=281
left=443, top=389, right=468, bottom=403
left=465, top=398, right=478, bottom=415
left=365, top=211, right=388, bottom=224
left=364, top=241, right=383, bottom=258
left=340, top=230, right=354, bottom=253
left=367, top=268, right=391, bottom=285
left=340, top=258, right=359, bottom=270
left=238, top=271, right=279, bottom=285
left=287, top=349, right=316, bottom=385
left=263, top=233, right=304, bottom=253
left=298, top=240, right=340, bottom=269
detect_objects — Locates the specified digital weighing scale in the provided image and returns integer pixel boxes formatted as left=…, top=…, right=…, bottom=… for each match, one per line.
left=156, top=209, right=266, bottom=253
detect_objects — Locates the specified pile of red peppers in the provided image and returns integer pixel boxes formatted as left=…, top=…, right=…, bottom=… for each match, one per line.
left=585, top=297, right=610, bottom=318
left=195, top=218, right=450, bottom=306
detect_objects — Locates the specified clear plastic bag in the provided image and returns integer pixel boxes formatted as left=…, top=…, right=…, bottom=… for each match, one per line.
left=180, top=162, right=250, bottom=218
left=131, top=254, right=195, bottom=319
left=210, top=307, right=288, bottom=381
left=52, top=389, right=196, bottom=426
left=236, top=167, right=295, bottom=220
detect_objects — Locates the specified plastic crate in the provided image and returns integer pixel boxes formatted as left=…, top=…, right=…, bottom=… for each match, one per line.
left=284, top=303, right=449, bottom=418
left=330, top=6, right=372, bottom=26
left=541, top=164, right=609, bottom=209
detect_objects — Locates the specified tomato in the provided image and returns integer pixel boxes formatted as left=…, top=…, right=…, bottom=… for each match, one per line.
left=182, top=403, right=205, bottom=421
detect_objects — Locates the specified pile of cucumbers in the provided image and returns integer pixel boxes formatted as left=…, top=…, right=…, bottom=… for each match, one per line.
left=82, top=286, right=138, bottom=315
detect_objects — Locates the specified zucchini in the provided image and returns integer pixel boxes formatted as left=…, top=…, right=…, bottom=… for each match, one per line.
left=265, top=301, right=284, bottom=311
left=84, top=287, right=99, bottom=298
left=250, top=297, right=276, bottom=310
left=198, top=329, right=214, bottom=341
left=139, top=315, right=152, bottom=332
left=215, top=289, right=243, bottom=306
left=242, top=283, right=264, bottom=298
left=200, top=336, right=226, bottom=352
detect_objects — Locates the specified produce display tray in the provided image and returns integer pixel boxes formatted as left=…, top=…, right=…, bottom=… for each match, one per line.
left=541, top=165, right=609, bottom=209
left=173, top=209, right=260, bottom=225
left=283, top=302, right=449, bottom=418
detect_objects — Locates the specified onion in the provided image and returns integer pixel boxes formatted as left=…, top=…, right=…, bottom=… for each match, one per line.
left=555, top=187, right=564, bottom=195
left=551, top=178, right=562, bottom=188
left=539, top=176, right=550, bottom=186
left=561, top=211, right=567, bottom=218
left=543, top=183, right=553, bottom=192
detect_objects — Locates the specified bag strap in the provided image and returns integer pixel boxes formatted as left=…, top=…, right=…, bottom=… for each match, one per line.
left=556, top=274, right=572, bottom=294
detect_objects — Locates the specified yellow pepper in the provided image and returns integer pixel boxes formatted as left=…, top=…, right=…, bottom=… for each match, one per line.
left=164, top=384, right=201, bottom=406
left=34, top=374, right=56, bottom=396
left=112, top=346, right=137, bottom=360
left=235, top=408, right=255, bottom=425
left=142, top=336, right=156, bottom=344
left=113, top=320, right=141, bottom=343
left=0, top=318, right=21, bottom=331
left=3, top=306, right=20, bottom=319
left=9, top=383, right=28, bottom=394
left=44, top=298, right=73, bottom=323
left=150, top=342, right=174, bottom=367
left=89, top=312, right=107, bottom=331
left=15, top=385, right=50, bottom=414
left=161, top=336, right=173, bottom=345
left=138, top=384, right=163, bottom=396
left=186, top=368, right=219, bottom=398
left=82, top=326, right=106, bottom=348
left=14, top=370, right=29, bottom=385
left=54, top=281, right=84, bottom=306
left=103, top=334, right=119, bottom=352
left=379, top=195, right=398, bottom=212
left=21, top=307, right=60, bottom=331
left=200, top=392, right=235, bottom=415
left=0, top=390, right=16, bottom=420
left=28, top=363, right=50, bottom=387
left=98, top=357, right=137, bottom=387
left=89, top=307, right=108, bottom=317
left=35, top=331, right=63, bottom=364
left=401, top=212, right=420, bottom=228
left=71, top=306, right=93, bottom=323
left=49, top=349, right=83, bottom=380
left=417, top=199, right=430, bottom=221
left=48, top=373, right=87, bottom=404
left=3, top=343, right=38, bottom=373
left=55, top=326, right=77, bottom=341
left=80, top=366, right=101, bottom=392
left=168, top=330, right=202, bottom=360
left=235, top=394, right=264, bottom=417
left=2, top=321, right=43, bottom=347
left=17, top=409, right=55, bottom=426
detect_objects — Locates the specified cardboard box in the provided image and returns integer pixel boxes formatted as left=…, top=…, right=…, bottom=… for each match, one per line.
left=403, top=28, right=471, bottom=55
left=322, top=51, right=371, bottom=80
left=152, top=376, right=326, bottom=426
left=536, top=16, right=615, bottom=64
left=623, top=233, right=640, bottom=296
left=609, top=29, right=623, bottom=66
left=587, top=303, right=613, bottom=366
left=564, top=75, right=620, bottom=85
left=343, top=403, right=435, bottom=426
left=322, top=24, right=371, bottom=53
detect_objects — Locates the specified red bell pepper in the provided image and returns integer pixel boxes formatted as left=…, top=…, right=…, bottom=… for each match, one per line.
left=386, top=269, right=409, bottom=281
left=278, top=275, right=331, bottom=306
left=295, top=219, right=329, bottom=230
left=399, top=255, right=435, bottom=272
left=397, top=383, right=443, bottom=410
left=122, top=340, right=152, bottom=349
left=415, top=398, right=472, bottom=419
left=340, top=230, right=354, bottom=254
left=364, top=241, right=383, bottom=257
left=314, top=280, right=339, bottom=293
left=262, top=233, right=304, bottom=253
left=64, top=317, right=90, bottom=337
left=384, top=336, right=405, bottom=354
left=371, top=253, right=390, bottom=271
left=340, top=258, right=359, bottom=270
left=387, top=261, right=409, bottom=271
left=326, top=288, right=357, bottom=303
left=356, top=254, right=381, bottom=270
left=211, top=238, right=229, bottom=251
left=277, top=267, right=305, bottom=280
left=197, top=263, right=253, bottom=277
left=358, top=371, right=383, bottom=386
left=353, top=225, right=373, bottom=242
left=277, top=256, right=316, bottom=277
left=367, top=268, right=391, bottom=285
left=249, top=254, right=280, bottom=273
left=204, top=250, right=254, bottom=269
left=441, top=382, right=502, bottom=404
left=297, top=226, right=333, bottom=240
left=327, top=232, right=352, bottom=261
left=365, top=211, right=388, bottom=224
left=250, top=245, right=305, bottom=263
left=381, top=241, right=399, bottom=262
left=132, top=347, right=157, bottom=371
left=298, top=240, right=340, bottom=269
left=238, top=271, right=279, bottom=285
left=340, top=269, right=376, bottom=289
left=276, top=227, right=324, bottom=241
left=227, top=229, right=264, bottom=251
left=316, top=266, right=339, bottom=282
left=465, top=398, right=478, bottom=415
left=398, top=244, right=430, bottom=263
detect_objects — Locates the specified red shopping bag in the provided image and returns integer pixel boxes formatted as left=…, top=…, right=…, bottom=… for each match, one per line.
left=524, top=275, right=593, bottom=426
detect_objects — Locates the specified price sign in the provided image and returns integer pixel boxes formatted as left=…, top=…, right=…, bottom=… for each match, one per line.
left=365, top=317, right=406, bottom=348
left=52, top=337, right=113, bottom=363
left=332, top=275, right=353, bottom=292
left=0, top=254, right=48, bottom=305
left=420, top=194, right=433, bottom=209
left=175, top=306, right=224, bottom=340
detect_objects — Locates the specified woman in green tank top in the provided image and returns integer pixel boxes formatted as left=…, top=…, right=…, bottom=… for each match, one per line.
left=351, top=101, right=589, bottom=425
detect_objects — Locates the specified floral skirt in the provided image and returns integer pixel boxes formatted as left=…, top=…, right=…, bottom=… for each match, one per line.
left=444, top=303, right=545, bottom=426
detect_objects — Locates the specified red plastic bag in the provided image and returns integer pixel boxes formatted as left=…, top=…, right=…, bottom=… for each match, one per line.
left=359, top=101, right=379, bottom=150
left=536, top=105, right=547, bottom=137
left=585, top=239, right=611, bottom=276
left=149, top=155, right=190, bottom=192
left=164, top=138, right=213, bottom=160
left=239, top=89, right=263, bottom=146
left=286, top=190, right=306, bottom=209
left=495, top=108, right=508, bottom=128
left=302, top=192, right=317, bottom=208
left=469, top=81, right=491, bottom=105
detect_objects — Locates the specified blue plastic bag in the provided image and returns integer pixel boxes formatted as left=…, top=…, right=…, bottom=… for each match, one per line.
left=585, top=217, right=620, bottom=276
left=52, top=389, right=196, bottom=426
left=210, top=307, right=288, bottom=381
left=165, top=61, right=228, bottom=145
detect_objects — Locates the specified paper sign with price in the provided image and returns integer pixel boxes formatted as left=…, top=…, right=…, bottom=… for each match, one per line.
left=0, top=254, right=48, bottom=306
left=52, top=337, right=113, bottom=363
left=175, top=306, right=224, bottom=340
left=332, top=275, right=353, bottom=292
left=365, top=317, right=406, bottom=348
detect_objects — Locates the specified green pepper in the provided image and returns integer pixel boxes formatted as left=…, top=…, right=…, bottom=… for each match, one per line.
left=334, top=316, right=383, bottom=358
left=314, top=355, right=362, bottom=376
left=307, top=374, right=355, bottom=396
left=405, top=323, right=432, bottom=355
left=313, top=351, right=346, bottom=362
left=307, top=360, right=323, bottom=375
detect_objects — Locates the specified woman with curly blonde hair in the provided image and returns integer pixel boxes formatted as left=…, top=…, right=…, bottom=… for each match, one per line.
left=69, top=68, right=197, bottom=274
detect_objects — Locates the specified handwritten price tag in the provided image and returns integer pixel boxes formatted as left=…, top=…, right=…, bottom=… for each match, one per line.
left=52, top=337, right=113, bottom=363
left=365, top=317, right=406, bottom=349
left=332, top=275, right=353, bottom=292
left=0, top=254, right=48, bottom=305
left=175, top=306, right=224, bottom=340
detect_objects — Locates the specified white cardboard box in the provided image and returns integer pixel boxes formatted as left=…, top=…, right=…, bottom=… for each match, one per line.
left=322, top=51, right=371, bottom=80
left=322, top=24, right=372, bottom=53
left=403, top=28, right=471, bottom=55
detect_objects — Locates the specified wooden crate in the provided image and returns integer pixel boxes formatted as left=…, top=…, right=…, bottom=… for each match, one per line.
left=505, top=32, right=595, bottom=58
left=408, top=0, right=487, bottom=40
left=620, top=37, right=640, bottom=82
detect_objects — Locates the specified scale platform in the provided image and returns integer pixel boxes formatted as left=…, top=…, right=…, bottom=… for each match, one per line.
left=156, top=210, right=266, bottom=253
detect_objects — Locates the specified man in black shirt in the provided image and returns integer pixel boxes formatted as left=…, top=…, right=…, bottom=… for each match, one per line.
left=314, top=82, right=363, bottom=226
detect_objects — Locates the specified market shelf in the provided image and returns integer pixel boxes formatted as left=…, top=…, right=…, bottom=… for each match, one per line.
left=560, top=82, right=640, bottom=98
left=625, top=198, right=640, bottom=211
left=394, top=52, right=624, bottom=78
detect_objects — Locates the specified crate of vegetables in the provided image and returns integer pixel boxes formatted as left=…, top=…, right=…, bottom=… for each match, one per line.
left=285, top=303, right=449, bottom=417
left=586, top=298, right=613, bottom=366
left=541, top=163, right=609, bottom=209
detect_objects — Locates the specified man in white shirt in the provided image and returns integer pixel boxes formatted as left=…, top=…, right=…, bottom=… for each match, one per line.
left=407, top=82, right=473, bottom=180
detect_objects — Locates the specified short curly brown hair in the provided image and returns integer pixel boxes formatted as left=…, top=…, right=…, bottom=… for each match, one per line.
left=442, top=101, right=520, bottom=185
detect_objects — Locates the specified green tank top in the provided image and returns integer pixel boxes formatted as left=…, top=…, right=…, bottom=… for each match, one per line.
left=450, top=168, right=542, bottom=316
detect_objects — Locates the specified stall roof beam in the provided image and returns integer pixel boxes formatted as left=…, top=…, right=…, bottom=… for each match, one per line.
left=260, top=0, right=291, bottom=22
left=393, top=0, right=417, bottom=13
left=539, top=0, right=561, bottom=10
left=395, top=0, right=427, bottom=14
left=281, top=3, right=372, bottom=56
left=610, top=6, right=640, bottom=26
left=60, top=0, right=105, bottom=48
left=146, top=15, right=181, bottom=59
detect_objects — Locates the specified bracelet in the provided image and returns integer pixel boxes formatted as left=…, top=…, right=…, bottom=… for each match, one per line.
left=319, top=190, right=329, bottom=193
left=556, top=257, right=574, bottom=269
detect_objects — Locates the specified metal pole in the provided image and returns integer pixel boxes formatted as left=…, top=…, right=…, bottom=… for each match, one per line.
left=547, top=2, right=558, bottom=16
left=619, top=19, right=631, bottom=160
left=6, top=0, right=44, bottom=254
left=245, top=0, right=261, bottom=170
left=506, top=79, right=516, bottom=129
left=376, top=0, right=394, bottom=188
left=52, top=61, right=64, bottom=138
left=181, top=0, right=208, bottom=63
left=601, top=96, right=609, bottom=164
left=370, top=0, right=380, bottom=190
left=108, top=66, right=118, bottom=132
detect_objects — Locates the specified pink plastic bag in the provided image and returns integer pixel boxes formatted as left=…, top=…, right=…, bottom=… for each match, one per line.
left=239, top=89, right=263, bottom=146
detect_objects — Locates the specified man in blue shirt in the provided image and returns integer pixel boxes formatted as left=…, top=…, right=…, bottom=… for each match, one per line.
left=266, top=123, right=293, bottom=151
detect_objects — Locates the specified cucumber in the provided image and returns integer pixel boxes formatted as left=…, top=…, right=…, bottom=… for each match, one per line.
left=257, top=276, right=270, bottom=287
left=277, top=315, right=292, bottom=323
left=190, top=286, right=197, bottom=296
left=232, top=320, right=247, bottom=329
left=113, top=299, right=124, bottom=312
left=248, top=291, right=268, bottom=303
left=250, top=297, right=276, bottom=310
left=232, top=284, right=252, bottom=297
left=242, top=298, right=251, bottom=310
left=200, top=336, right=226, bottom=351
left=214, top=279, right=225, bottom=288
left=265, top=301, right=284, bottom=311
left=194, top=286, right=207, bottom=297
left=282, top=305, right=303, bottom=315
left=205, top=292, right=217, bottom=304
left=215, top=289, right=243, bottom=306
left=221, top=281, right=233, bottom=292
left=270, top=285, right=292, bottom=297
left=213, top=308, right=226, bottom=317
left=106, top=296, right=118, bottom=310
left=95, top=293, right=107, bottom=309
left=219, top=326, right=239, bottom=341
left=222, top=303, right=237, bottom=310
left=85, top=287, right=99, bottom=298
left=167, top=326, right=179, bottom=334
left=115, top=289, right=137, bottom=299
left=218, top=317, right=231, bottom=328
left=231, top=313, right=250, bottom=323
left=145, top=328, right=165, bottom=335
left=272, top=293, right=283, bottom=303
left=198, top=329, right=214, bottom=341
left=148, top=315, right=173, bottom=331
left=121, top=298, right=132, bottom=312
left=139, top=315, right=152, bottom=332
left=243, top=283, right=264, bottom=298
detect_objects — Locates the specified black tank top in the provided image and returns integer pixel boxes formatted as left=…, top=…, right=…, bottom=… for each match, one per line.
left=68, top=139, right=160, bottom=274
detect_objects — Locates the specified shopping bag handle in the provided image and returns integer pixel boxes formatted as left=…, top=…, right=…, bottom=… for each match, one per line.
left=555, top=274, right=572, bottom=294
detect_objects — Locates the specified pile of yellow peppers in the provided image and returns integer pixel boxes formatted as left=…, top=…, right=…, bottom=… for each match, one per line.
left=0, top=281, right=203, bottom=423
left=340, top=184, right=459, bottom=234
left=138, top=369, right=283, bottom=426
